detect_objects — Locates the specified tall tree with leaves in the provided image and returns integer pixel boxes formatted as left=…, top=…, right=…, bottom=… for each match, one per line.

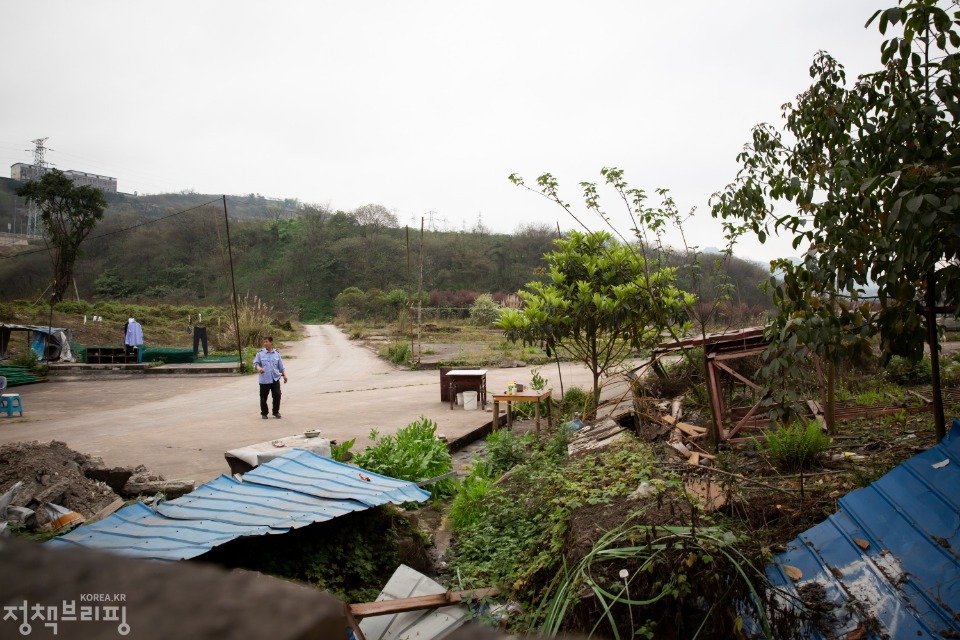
left=499, top=230, right=692, bottom=411
left=17, top=169, right=108, bottom=303
left=712, top=0, right=960, bottom=440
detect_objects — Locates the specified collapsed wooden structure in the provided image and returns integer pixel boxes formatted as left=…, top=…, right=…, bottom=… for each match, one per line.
left=650, top=327, right=769, bottom=442
left=648, top=326, right=956, bottom=443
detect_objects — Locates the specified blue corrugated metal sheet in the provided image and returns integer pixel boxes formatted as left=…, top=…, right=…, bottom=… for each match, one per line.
left=768, top=420, right=960, bottom=638
left=48, top=449, right=430, bottom=561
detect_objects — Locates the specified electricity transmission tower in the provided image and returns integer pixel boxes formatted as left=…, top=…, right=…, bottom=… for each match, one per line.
left=26, top=137, right=50, bottom=235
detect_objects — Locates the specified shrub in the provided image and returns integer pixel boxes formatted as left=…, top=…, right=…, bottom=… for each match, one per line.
left=215, top=293, right=275, bottom=348
left=354, top=417, right=455, bottom=497
left=560, top=386, right=594, bottom=419
left=450, top=468, right=493, bottom=531
left=941, top=359, right=960, bottom=388
left=884, top=355, right=932, bottom=385
left=485, top=429, right=530, bottom=474
left=380, top=341, right=411, bottom=365
left=469, top=294, right=501, bottom=326
left=334, top=287, right=367, bottom=321
left=11, top=349, right=39, bottom=371
left=759, top=421, right=831, bottom=472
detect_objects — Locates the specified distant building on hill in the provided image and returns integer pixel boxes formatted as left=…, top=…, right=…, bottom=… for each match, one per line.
left=10, top=163, right=117, bottom=193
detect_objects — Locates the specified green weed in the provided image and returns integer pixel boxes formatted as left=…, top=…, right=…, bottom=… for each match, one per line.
left=331, top=438, right=356, bottom=463
left=354, top=417, right=456, bottom=498
left=485, top=429, right=531, bottom=473
left=450, top=467, right=494, bottom=531
left=884, top=355, right=932, bottom=385
left=379, top=341, right=411, bottom=365
left=758, top=421, right=831, bottom=472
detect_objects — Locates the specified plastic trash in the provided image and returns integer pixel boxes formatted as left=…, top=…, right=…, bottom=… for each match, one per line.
left=43, top=503, right=85, bottom=532
left=0, top=481, right=23, bottom=519
left=566, top=418, right=586, bottom=432
left=628, top=481, right=657, bottom=500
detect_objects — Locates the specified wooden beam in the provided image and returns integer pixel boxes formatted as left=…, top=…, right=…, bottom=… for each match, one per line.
left=349, top=588, right=498, bottom=619
left=675, top=422, right=707, bottom=437
left=85, top=498, right=125, bottom=526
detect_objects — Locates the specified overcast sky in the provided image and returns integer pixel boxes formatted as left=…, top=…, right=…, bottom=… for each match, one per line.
left=1, top=1, right=892, bottom=265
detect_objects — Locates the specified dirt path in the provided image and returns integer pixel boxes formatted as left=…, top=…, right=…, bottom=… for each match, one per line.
left=0, top=325, right=620, bottom=483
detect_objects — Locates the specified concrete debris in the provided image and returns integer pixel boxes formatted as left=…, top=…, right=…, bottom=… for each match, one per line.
left=0, top=440, right=192, bottom=534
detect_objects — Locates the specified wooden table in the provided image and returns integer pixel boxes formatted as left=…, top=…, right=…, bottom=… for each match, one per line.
left=446, top=369, right=487, bottom=409
left=492, top=389, right=552, bottom=430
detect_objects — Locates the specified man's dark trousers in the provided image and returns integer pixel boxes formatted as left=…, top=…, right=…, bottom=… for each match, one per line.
left=259, top=380, right=281, bottom=416
left=193, top=326, right=208, bottom=357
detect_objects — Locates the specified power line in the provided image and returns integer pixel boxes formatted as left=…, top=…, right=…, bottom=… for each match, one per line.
left=0, top=197, right=222, bottom=261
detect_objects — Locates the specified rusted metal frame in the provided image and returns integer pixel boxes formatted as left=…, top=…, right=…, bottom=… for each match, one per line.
left=653, top=327, right=767, bottom=353
left=711, top=347, right=767, bottom=361
left=727, top=399, right=765, bottom=439
left=712, top=360, right=763, bottom=392
left=705, top=359, right=727, bottom=442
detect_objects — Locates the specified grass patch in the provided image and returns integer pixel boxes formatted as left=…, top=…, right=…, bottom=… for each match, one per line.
left=757, top=420, right=831, bottom=472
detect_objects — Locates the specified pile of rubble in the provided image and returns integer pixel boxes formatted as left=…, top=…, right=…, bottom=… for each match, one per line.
left=0, top=440, right=193, bottom=534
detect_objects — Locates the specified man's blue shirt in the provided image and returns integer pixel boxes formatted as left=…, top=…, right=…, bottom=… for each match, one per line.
left=253, top=348, right=285, bottom=384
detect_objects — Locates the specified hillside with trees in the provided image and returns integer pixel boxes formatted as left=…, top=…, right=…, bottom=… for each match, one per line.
left=0, top=190, right=773, bottom=321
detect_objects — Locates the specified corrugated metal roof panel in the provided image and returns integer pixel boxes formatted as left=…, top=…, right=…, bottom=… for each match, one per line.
left=48, top=449, right=430, bottom=561
left=768, top=420, right=960, bottom=638
left=242, top=449, right=431, bottom=506
left=156, top=475, right=367, bottom=528
left=48, top=502, right=273, bottom=561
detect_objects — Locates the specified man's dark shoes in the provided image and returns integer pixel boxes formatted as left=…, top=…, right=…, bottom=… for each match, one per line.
left=273, top=413, right=282, bottom=419
left=261, top=414, right=268, bottom=420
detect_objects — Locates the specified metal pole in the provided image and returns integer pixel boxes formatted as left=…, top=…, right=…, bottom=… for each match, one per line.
left=406, top=225, right=412, bottom=344
left=417, top=218, right=424, bottom=365
left=926, top=271, right=946, bottom=441
left=222, top=196, right=244, bottom=372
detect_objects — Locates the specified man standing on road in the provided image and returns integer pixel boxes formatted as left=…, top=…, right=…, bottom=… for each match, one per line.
left=253, top=336, right=287, bottom=419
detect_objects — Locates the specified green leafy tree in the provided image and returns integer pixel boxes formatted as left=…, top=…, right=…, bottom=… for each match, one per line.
left=712, top=0, right=960, bottom=440
left=499, top=230, right=692, bottom=410
left=17, top=169, right=107, bottom=303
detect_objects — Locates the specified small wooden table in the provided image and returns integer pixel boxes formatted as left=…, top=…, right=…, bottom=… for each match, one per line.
left=492, top=389, right=552, bottom=430
left=446, top=369, right=487, bottom=409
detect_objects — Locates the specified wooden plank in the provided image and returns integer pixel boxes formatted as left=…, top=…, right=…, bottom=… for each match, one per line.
left=688, top=452, right=700, bottom=466
left=85, top=498, right=125, bottom=525
left=350, top=588, right=498, bottom=619
left=675, top=422, right=707, bottom=437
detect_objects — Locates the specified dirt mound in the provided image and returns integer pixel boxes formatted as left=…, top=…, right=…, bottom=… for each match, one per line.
left=0, top=440, right=120, bottom=521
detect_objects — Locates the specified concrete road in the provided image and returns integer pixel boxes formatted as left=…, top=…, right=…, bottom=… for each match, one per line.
left=0, top=325, right=633, bottom=483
